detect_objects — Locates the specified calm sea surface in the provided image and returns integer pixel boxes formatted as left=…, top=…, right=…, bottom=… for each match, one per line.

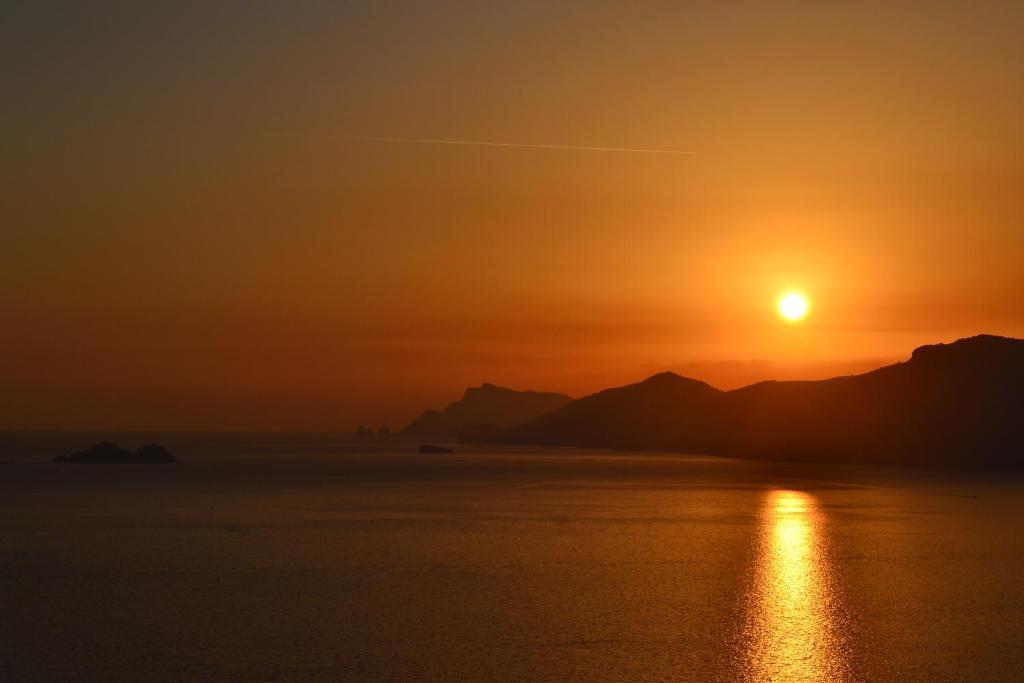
left=2, top=434, right=1022, bottom=681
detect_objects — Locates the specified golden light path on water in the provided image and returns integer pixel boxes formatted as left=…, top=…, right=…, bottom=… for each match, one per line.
left=738, top=490, right=853, bottom=682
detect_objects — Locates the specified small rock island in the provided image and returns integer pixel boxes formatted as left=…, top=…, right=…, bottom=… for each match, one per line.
left=418, top=444, right=455, bottom=454
left=54, top=442, right=175, bottom=464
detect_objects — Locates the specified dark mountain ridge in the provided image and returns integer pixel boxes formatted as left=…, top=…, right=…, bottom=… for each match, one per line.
left=500, top=335, right=1024, bottom=465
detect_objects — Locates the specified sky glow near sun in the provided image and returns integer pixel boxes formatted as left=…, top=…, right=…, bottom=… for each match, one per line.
left=4, top=1, right=1024, bottom=430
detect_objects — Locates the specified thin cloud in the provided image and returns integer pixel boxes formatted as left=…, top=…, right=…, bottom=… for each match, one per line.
left=342, top=136, right=695, bottom=155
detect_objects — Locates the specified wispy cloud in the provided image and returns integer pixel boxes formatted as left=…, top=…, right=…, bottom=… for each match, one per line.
left=342, top=136, right=695, bottom=155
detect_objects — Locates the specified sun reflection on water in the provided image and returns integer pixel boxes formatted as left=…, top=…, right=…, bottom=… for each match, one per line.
left=737, top=489, right=852, bottom=681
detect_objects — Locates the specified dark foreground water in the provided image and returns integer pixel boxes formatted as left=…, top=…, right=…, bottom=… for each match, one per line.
left=2, top=434, right=1022, bottom=681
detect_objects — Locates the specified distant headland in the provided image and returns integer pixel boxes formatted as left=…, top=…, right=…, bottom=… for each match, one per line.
left=401, top=383, right=572, bottom=439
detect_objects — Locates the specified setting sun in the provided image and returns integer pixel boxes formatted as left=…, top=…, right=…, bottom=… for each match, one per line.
left=778, top=292, right=810, bottom=322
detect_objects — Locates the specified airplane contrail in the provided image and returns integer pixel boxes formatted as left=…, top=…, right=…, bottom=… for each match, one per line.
left=342, top=136, right=695, bottom=155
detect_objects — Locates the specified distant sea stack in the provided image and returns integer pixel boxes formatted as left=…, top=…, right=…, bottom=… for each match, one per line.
left=55, top=442, right=175, bottom=463
left=401, top=383, right=572, bottom=440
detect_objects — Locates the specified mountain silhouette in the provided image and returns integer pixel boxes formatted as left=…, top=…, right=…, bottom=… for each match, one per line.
left=499, top=335, right=1024, bottom=465
left=502, top=372, right=722, bottom=451
left=401, top=383, right=572, bottom=439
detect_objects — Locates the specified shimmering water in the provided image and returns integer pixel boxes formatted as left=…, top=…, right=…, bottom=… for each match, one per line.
left=1, top=436, right=1022, bottom=680
left=737, top=490, right=853, bottom=681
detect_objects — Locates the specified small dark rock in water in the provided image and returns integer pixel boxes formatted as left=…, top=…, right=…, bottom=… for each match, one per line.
left=418, top=444, right=454, bottom=454
left=54, top=442, right=175, bottom=463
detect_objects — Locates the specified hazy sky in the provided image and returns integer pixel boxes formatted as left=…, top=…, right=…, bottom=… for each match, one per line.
left=4, top=1, right=1023, bottom=430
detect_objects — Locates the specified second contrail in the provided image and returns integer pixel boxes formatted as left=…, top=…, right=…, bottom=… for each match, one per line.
left=342, top=136, right=695, bottom=155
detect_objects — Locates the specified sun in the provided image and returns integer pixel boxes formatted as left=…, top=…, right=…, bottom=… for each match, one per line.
left=778, top=292, right=809, bottom=322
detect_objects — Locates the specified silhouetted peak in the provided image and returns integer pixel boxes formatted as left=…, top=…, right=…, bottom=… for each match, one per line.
left=643, top=370, right=683, bottom=382
left=462, top=382, right=571, bottom=401
left=462, top=382, right=505, bottom=399
left=637, top=371, right=718, bottom=392
left=910, top=335, right=1024, bottom=363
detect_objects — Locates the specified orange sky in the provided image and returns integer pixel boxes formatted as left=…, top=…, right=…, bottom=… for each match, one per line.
left=4, top=2, right=1023, bottom=430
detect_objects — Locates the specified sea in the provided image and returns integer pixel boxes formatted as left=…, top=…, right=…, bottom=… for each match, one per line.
left=2, top=432, right=1022, bottom=681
